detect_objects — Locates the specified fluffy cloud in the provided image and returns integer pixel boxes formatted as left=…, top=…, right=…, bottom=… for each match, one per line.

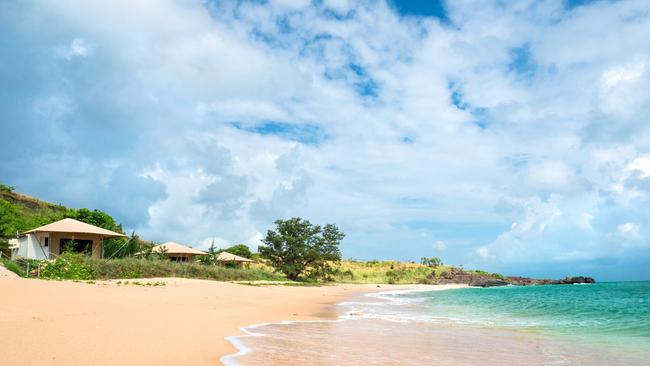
left=1, top=0, right=650, bottom=280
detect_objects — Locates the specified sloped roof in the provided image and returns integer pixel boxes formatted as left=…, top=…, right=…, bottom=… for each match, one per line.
left=23, top=218, right=126, bottom=238
left=217, top=251, right=254, bottom=262
left=152, top=242, right=206, bottom=255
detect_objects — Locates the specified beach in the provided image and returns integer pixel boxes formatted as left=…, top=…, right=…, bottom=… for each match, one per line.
left=0, top=275, right=433, bottom=366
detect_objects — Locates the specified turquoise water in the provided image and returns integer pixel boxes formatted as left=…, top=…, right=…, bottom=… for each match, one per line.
left=398, top=282, right=650, bottom=343
left=225, top=283, right=650, bottom=365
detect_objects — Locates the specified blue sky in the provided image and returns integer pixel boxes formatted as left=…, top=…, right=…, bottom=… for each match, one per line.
left=1, top=0, right=650, bottom=280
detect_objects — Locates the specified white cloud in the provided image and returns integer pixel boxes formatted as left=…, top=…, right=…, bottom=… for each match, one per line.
left=3, top=0, right=650, bottom=278
left=433, top=241, right=447, bottom=251
left=57, top=38, right=93, bottom=60
left=526, top=160, right=579, bottom=193
left=616, top=222, right=640, bottom=239
left=475, top=246, right=493, bottom=260
left=627, top=157, right=650, bottom=178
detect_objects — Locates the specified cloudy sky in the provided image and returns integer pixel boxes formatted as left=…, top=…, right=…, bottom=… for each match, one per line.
left=2, top=0, right=650, bottom=280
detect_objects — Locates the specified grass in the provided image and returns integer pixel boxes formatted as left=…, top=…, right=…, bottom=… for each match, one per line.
left=4, top=253, right=464, bottom=286
left=0, top=258, right=25, bottom=277
left=37, top=253, right=285, bottom=282
left=332, top=260, right=453, bottom=284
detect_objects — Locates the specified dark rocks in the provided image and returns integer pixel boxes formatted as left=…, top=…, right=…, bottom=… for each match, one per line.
left=427, top=267, right=595, bottom=287
left=469, top=279, right=510, bottom=288
left=432, top=268, right=511, bottom=287
left=507, top=276, right=557, bottom=285
left=558, top=276, right=596, bottom=284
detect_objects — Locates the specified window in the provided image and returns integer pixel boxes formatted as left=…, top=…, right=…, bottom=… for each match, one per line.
left=43, top=238, right=49, bottom=247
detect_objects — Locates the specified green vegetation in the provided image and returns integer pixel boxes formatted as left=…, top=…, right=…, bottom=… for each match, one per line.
left=41, top=254, right=92, bottom=280
left=221, top=243, right=253, bottom=258
left=331, top=260, right=453, bottom=284
left=38, top=253, right=283, bottom=282
left=0, top=184, right=154, bottom=258
left=420, top=256, right=443, bottom=267
left=0, top=258, right=25, bottom=277
left=259, top=217, right=344, bottom=281
left=0, top=183, right=14, bottom=193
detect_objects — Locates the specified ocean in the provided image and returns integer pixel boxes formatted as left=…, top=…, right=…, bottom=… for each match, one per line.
left=222, top=282, right=650, bottom=365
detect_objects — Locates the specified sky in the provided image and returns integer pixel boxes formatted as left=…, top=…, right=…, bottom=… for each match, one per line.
left=1, top=0, right=650, bottom=281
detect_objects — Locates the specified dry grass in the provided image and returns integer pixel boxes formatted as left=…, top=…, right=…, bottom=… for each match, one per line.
left=333, top=260, right=452, bottom=284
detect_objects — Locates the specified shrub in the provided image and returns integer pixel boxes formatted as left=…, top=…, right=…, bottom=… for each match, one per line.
left=41, top=253, right=92, bottom=280
left=0, top=183, right=14, bottom=193
left=0, top=258, right=25, bottom=277
left=221, top=244, right=253, bottom=259
left=82, top=257, right=283, bottom=282
left=385, top=266, right=408, bottom=284
left=421, top=256, right=443, bottom=267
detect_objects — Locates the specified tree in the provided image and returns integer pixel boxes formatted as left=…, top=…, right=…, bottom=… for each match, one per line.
left=104, top=232, right=142, bottom=259
left=198, top=241, right=218, bottom=265
left=259, top=218, right=344, bottom=281
left=222, top=244, right=252, bottom=259
left=421, top=256, right=443, bottom=268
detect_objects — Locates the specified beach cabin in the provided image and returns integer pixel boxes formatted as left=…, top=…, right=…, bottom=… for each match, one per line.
left=216, top=251, right=254, bottom=268
left=151, top=242, right=206, bottom=262
left=13, top=218, right=126, bottom=260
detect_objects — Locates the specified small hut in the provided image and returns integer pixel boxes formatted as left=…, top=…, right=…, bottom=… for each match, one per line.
left=216, top=251, right=254, bottom=268
left=14, top=218, right=126, bottom=260
left=151, top=242, right=206, bottom=262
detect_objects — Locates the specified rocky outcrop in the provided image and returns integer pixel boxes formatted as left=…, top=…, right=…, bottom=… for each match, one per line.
left=470, top=278, right=510, bottom=287
left=427, top=267, right=595, bottom=287
left=557, top=276, right=596, bottom=284
left=431, top=268, right=510, bottom=287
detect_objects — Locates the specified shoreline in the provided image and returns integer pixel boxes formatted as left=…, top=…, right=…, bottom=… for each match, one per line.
left=0, top=275, right=444, bottom=365
left=220, top=283, right=468, bottom=365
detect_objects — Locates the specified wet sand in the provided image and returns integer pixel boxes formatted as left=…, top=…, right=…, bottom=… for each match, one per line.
left=229, top=290, right=649, bottom=366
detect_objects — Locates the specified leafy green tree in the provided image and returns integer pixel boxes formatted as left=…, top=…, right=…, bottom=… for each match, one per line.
left=259, top=218, right=344, bottom=281
left=0, top=199, right=23, bottom=238
left=198, top=241, right=218, bottom=265
left=421, top=256, right=443, bottom=268
left=0, top=183, right=14, bottom=193
left=222, top=244, right=253, bottom=259
left=104, top=232, right=143, bottom=259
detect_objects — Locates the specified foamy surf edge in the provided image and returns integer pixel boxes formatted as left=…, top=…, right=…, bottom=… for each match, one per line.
left=219, top=284, right=467, bottom=366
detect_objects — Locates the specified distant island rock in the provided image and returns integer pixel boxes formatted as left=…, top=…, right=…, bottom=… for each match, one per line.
left=429, top=267, right=595, bottom=287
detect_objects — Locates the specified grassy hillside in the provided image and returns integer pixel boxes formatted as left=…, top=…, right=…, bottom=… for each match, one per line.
left=0, top=183, right=130, bottom=257
left=0, top=184, right=69, bottom=232
left=0, top=184, right=68, bottom=255
left=334, top=260, right=452, bottom=284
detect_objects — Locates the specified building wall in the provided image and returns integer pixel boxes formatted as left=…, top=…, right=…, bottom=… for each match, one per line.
left=49, top=232, right=102, bottom=259
left=168, top=253, right=196, bottom=262
left=16, top=233, right=50, bottom=260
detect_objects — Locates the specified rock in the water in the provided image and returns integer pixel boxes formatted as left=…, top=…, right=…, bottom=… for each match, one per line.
left=469, top=279, right=510, bottom=287
left=559, top=276, right=596, bottom=284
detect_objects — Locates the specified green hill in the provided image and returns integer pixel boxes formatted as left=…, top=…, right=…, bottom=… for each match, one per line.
left=0, top=183, right=125, bottom=257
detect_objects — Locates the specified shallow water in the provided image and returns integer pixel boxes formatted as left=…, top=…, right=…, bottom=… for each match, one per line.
left=223, top=282, right=650, bottom=366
